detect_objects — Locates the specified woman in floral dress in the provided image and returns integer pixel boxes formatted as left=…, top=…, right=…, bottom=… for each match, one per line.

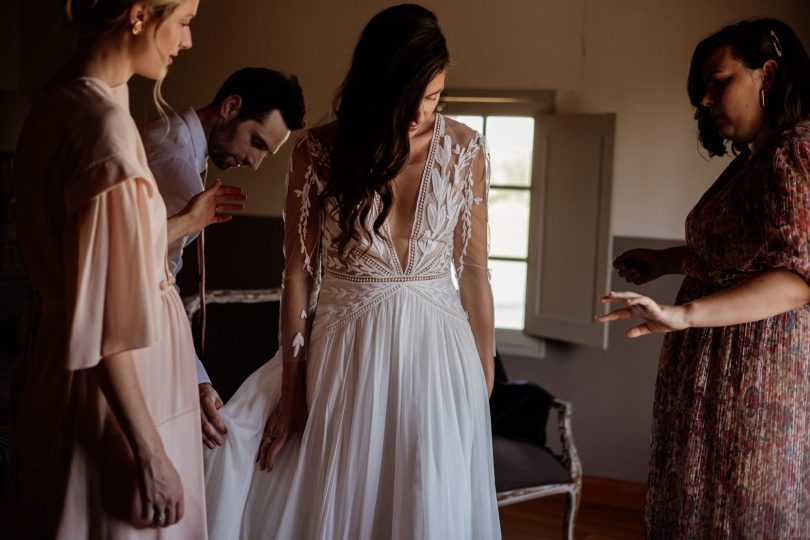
left=601, top=19, right=810, bottom=538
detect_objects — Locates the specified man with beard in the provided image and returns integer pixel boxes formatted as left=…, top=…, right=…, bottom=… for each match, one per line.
left=142, top=67, right=306, bottom=449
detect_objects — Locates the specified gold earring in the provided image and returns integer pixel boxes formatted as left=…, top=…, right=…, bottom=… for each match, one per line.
left=132, top=20, right=144, bottom=36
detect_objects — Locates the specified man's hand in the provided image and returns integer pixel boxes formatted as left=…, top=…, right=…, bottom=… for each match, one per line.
left=199, top=383, right=227, bottom=449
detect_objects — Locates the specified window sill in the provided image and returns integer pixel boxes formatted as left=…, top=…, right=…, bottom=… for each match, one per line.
left=495, top=328, right=546, bottom=359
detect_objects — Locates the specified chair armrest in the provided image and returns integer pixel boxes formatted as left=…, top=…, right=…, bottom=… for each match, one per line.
left=183, top=287, right=283, bottom=319
left=550, top=398, right=582, bottom=485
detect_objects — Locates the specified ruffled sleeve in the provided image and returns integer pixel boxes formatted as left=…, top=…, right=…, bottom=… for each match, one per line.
left=66, top=173, right=160, bottom=370
left=63, top=101, right=144, bottom=214
left=762, top=128, right=810, bottom=285
left=453, top=133, right=495, bottom=360
left=280, top=134, right=323, bottom=362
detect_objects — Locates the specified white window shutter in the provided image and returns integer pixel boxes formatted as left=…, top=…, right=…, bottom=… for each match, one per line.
left=524, top=114, right=615, bottom=348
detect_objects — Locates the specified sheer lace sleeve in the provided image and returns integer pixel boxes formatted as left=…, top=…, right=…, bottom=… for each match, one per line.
left=453, top=134, right=495, bottom=361
left=281, top=134, right=323, bottom=363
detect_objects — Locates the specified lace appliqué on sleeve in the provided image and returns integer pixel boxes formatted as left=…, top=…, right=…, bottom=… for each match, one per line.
left=455, top=134, right=490, bottom=282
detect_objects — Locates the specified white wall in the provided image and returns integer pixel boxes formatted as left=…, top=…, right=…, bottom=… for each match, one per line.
left=13, top=1, right=810, bottom=234
left=14, top=0, right=810, bottom=234
left=134, top=0, right=810, bottom=240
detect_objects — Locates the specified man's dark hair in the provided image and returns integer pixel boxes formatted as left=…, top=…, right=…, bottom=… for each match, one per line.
left=213, top=67, right=306, bottom=130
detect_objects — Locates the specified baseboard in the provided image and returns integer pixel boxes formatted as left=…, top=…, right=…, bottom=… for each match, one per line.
left=581, top=475, right=646, bottom=510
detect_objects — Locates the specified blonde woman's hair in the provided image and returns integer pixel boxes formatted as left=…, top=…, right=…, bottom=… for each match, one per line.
left=65, top=0, right=188, bottom=121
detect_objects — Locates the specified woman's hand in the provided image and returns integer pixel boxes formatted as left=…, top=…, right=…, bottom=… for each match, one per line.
left=613, top=248, right=667, bottom=285
left=183, top=180, right=246, bottom=233
left=596, top=291, right=689, bottom=338
left=134, top=447, right=185, bottom=528
left=167, top=180, right=246, bottom=243
left=256, top=390, right=308, bottom=472
left=94, top=351, right=185, bottom=529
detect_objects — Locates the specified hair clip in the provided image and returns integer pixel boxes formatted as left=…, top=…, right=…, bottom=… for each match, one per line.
left=770, top=30, right=783, bottom=58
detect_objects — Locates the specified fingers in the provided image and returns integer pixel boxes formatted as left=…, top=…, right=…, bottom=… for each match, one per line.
left=256, top=432, right=273, bottom=470
left=151, top=507, right=161, bottom=528
left=153, top=503, right=181, bottom=528
left=200, top=389, right=227, bottom=447
left=209, top=400, right=227, bottom=434
left=214, top=184, right=246, bottom=198
left=214, top=203, right=246, bottom=213
left=265, top=435, right=289, bottom=472
left=201, top=416, right=223, bottom=448
left=596, top=291, right=659, bottom=323
left=257, top=430, right=288, bottom=472
left=626, top=324, right=652, bottom=338
left=212, top=215, right=233, bottom=225
left=617, top=267, right=645, bottom=285
left=601, top=291, right=644, bottom=301
left=613, top=251, right=653, bottom=284
left=164, top=503, right=176, bottom=527
left=140, top=492, right=154, bottom=525
left=176, top=495, right=185, bottom=524
left=595, top=307, right=633, bottom=323
left=203, top=179, right=222, bottom=192
left=206, top=182, right=245, bottom=201
left=200, top=413, right=226, bottom=448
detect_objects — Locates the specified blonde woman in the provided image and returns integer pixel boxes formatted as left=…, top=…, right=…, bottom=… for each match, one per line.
left=7, top=0, right=219, bottom=537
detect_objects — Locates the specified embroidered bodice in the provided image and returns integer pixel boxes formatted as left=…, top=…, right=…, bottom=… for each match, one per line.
left=280, top=114, right=494, bottom=362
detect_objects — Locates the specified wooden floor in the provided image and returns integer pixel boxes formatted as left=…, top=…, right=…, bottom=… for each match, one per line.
left=498, top=477, right=646, bottom=540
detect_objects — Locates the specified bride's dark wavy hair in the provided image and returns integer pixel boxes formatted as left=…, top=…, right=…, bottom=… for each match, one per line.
left=321, top=4, right=449, bottom=253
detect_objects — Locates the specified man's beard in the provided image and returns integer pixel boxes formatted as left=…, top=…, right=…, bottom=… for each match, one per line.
left=208, top=119, right=239, bottom=170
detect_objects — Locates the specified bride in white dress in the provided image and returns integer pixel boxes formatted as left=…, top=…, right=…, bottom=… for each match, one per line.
left=203, top=4, right=501, bottom=538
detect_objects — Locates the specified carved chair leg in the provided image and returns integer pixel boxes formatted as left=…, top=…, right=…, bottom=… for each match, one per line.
left=563, top=489, right=578, bottom=540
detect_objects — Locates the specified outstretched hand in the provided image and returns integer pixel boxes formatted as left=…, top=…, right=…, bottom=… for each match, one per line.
left=596, top=291, right=689, bottom=338
left=183, top=180, right=246, bottom=236
left=256, top=393, right=308, bottom=472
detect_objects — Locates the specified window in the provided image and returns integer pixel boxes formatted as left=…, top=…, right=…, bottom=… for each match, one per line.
left=449, top=115, right=534, bottom=330
left=442, top=90, right=615, bottom=350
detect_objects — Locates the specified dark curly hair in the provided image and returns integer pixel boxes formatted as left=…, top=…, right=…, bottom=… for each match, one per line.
left=687, top=18, right=810, bottom=156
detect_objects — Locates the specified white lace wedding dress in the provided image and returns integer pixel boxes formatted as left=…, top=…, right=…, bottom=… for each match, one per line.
left=204, top=115, right=501, bottom=539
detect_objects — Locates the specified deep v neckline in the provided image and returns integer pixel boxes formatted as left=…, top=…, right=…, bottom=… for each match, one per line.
left=380, top=114, right=442, bottom=275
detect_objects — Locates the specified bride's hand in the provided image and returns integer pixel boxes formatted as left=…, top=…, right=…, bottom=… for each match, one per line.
left=596, top=291, right=689, bottom=338
left=256, top=392, right=308, bottom=472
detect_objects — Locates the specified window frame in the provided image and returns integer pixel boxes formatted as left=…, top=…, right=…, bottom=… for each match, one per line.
left=441, top=89, right=555, bottom=356
left=442, top=90, right=615, bottom=354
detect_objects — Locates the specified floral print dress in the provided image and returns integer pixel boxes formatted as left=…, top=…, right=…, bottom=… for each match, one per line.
left=647, top=122, right=810, bottom=539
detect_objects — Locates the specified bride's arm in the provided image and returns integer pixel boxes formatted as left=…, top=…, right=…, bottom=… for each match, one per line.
left=257, top=134, right=322, bottom=471
left=453, top=136, right=495, bottom=396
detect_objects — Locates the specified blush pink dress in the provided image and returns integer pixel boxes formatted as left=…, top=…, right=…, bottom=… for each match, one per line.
left=8, top=77, right=206, bottom=539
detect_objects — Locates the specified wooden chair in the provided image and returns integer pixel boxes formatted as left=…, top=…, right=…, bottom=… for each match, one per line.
left=494, top=397, right=582, bottom=540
